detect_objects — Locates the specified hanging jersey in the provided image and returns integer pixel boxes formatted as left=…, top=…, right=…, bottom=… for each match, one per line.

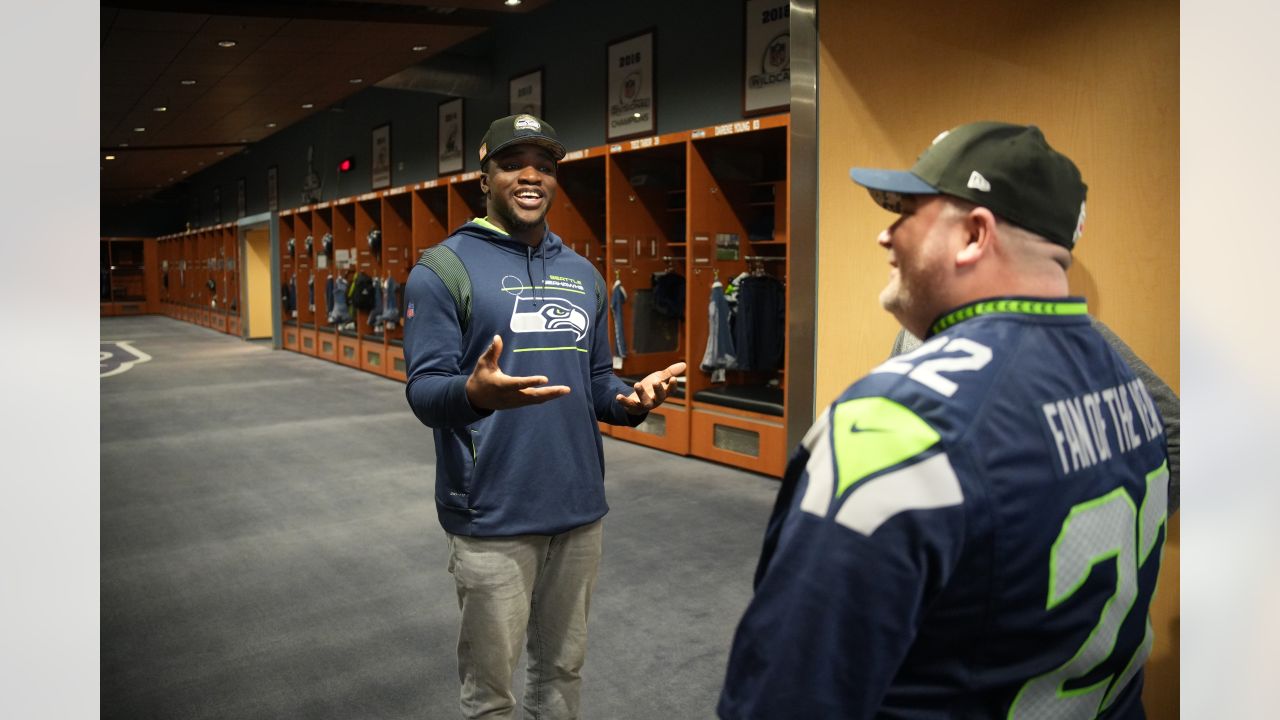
left=719, top=298, right=1169, bottom=720
left=733, top=274, right=785, bottom=371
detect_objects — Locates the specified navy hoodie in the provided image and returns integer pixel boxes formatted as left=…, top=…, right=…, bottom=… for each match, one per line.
left=403, top=219, right=643, bottom=537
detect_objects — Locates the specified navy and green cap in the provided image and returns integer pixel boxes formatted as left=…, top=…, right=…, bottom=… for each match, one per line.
left=478, top=113, right=566, bottom=168
left=849, top=122, right=1088, bottom=250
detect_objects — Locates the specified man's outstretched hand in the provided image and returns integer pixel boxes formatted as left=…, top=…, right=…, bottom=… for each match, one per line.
left=465, top=335, right=571, bottom=411
left=616, top=362, right=687, bottom=415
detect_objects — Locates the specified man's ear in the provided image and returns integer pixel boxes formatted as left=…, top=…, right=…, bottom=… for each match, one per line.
left=479, top=167, right=489, bottom=195
left=956, top=206, right=997, bottom=267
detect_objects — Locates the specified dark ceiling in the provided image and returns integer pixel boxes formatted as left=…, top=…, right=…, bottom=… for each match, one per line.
left=101, top=0, right=551, bottom=212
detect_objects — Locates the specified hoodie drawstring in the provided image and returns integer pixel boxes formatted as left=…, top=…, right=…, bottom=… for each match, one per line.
left=525, top=231, right=550, bottom=307
left=526, top=246, right=536, bottom=307
left=540, top=242, right=548, bottom=302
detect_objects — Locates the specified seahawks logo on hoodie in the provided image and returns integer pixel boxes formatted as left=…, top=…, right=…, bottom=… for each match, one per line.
left=502, top=275, right=589, bottom=342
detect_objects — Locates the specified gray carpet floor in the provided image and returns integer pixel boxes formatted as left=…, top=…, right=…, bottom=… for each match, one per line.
left=101, top=315, right=782, bottom=719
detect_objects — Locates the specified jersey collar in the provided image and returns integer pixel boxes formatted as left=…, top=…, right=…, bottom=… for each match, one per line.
left=472, top=216, right=510, bottom=235
left=928, top=296, right=1088, bottom=336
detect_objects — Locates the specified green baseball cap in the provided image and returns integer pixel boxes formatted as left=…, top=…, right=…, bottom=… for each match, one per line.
left=849, top=122, right=1088, bottom=249
left=478, top=113, right=566, bottom=168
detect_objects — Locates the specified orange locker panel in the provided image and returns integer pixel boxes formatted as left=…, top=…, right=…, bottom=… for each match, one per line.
left=690, top=405, right=787, bottom=478
left=299, top=327, right=318, bottom=356
left=337, top=334, right=360, bottom=368
left=317, top=331, right=339, bottom=362
left=387, top=344, right=407, bottom=381
left=360, top=338, right=387, bottom=376
left=610, top=402, right=690, bottom=456
left=283, top=323, right=300, bottom=352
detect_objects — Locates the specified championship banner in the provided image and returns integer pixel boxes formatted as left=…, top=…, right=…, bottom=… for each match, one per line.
left=744, top=0, right=790, bottom=115
left=510, top=68, right=543, bottom=118
left=607, top=31, right=655, bottom=140
left=438, top=97, right=464, bottom=175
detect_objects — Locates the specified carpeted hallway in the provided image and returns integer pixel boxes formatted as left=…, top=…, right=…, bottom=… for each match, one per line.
left=100, top=315, right=783, bottom=719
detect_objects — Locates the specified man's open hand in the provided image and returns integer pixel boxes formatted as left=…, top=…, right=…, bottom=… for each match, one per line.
left=616, top=362, right=687, bottom=415
left=465, top=335, right=571, bottom=411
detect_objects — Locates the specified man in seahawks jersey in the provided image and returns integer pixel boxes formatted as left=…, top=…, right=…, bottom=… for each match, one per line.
left=719, top=122, right=1169, bottom=719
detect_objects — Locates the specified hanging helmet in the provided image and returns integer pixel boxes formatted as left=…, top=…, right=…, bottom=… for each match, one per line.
left=304, top=235, right=314, bottom=256
left=367, top=228, right=382, bottom=258
left=321, top=232, right=334, bottom=257
left=286, top=237, right=296, bottom=256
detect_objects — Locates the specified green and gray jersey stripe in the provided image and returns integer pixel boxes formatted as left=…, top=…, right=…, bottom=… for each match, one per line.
left=417, top=245, right=473, bottom=334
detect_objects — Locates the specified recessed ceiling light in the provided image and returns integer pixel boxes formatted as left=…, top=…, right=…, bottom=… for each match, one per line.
left=216, top=151, right=224, bottom=156
left=105, top=155, right=116, bottom=161
left=168, top=177, right=174, bottom=182
left=505, top=0, right=522, bottom=6
left=133, top=127, right=146, bottom=132
left=239, top=138, right=248, bottom=143
left=301, top=103, right=314, bottom=109
left=266, top=122, right=277, bottom=128
left=197, top=161, right=204, bottom=166
left=119, top=143, right=129, bottom=148
left=217, top=40, right=237, bottom=48
left=349, top=78, right=363, bottom=84
left=181, top=170, right=188, bottom=175
left=633, top=113, right=641, bottom=118
left=412, top=45, right=429, bottom=51
left=153, top=106, right=167, bottom=112
left=180, top=79, right=197, bottom=85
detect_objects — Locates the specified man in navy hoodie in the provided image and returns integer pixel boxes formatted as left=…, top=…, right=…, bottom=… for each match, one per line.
left=403, top=113, right=685, bottom=720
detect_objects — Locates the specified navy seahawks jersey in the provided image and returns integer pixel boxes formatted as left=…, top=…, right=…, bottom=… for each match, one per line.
left=719, top=298, right=1169, bottom=720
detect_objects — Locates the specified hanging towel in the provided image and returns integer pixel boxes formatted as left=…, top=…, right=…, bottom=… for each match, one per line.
left=307, top=273, right=315, bottom=313
left=610, top=279, right=628, bottom=363
left=700, top=280, right=737, bottom=382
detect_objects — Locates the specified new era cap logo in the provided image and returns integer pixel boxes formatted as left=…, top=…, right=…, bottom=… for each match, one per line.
left=967, top=171, right=991, bottom=192
left=514, top=114, right=541, bottom=132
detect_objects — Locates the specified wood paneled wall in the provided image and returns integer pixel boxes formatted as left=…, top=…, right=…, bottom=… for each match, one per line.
left=813, top=0, right=1179, bottom=716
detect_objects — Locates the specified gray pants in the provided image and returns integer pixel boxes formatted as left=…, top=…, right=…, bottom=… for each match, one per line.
left=446, top=520, right=604, bottom=720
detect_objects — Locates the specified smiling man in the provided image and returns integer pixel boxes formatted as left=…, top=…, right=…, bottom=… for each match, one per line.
left=402, top=113, right=684, bottom=720
left=719, top=122, right=1170, bottom=719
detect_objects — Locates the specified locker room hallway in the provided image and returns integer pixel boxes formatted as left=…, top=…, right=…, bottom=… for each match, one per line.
left=100, top=314, right=780, bottom=720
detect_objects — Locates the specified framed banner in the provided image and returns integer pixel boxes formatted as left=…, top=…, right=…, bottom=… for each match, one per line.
left=744, top=0, right=790, bottom=116
left=509, top=68, right=543, bottom=118
left=267, top=165, right=278, bottom=213
left=606, top=30, right=655, bottom=141
left=438, top=98, right=464, bottom=175
left=371, top=123, right=392, bottom=189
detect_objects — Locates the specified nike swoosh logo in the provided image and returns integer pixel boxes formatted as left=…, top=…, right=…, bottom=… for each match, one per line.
left=849, top=423, right=886, bottom=433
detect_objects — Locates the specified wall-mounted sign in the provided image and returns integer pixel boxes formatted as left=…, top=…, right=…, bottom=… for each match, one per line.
left=438, top=98, right=464, bottom=175
left=607, top=30, right=656, bottom=141
left=371, top=123, right=391, bottom=190
left=509, top=68, right=544, bottom=118
left=744, top=0, right=790, bottom=116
